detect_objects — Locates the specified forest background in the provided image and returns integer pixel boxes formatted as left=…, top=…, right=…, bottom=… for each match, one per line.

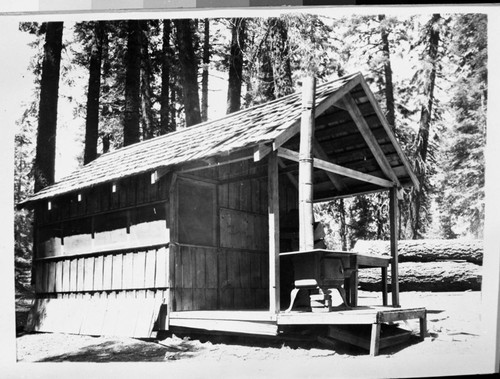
left=11, top=10, right=487, bottom=294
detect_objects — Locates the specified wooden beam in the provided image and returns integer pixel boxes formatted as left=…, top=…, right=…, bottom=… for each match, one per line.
left=154, top=167, right=170, bottom=182
left=312, top=139, right=347, bottom=192
left=314, top=73, right=363, bottom=117
left=343, top=93, right=401, bottom=187
left=167, top=173, right=178, bottom=322
left=268, top=151, right=280, bottom=314
left=253, top=143, right=273, bottom=162
left=389, top=187, right=400, bottom=307
left=272, top=73, right=363, bottom=151
left=278, top=147, right=394, bottom=188
left=359, top=77, right=420, bottom=191
left=272, top=119, right=301, bottom=151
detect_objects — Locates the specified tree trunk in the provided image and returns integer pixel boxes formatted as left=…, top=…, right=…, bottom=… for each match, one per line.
left=139, top=20, right=155, bottom=140
left=83, top=21, right=105, bottom=165
left=411, top=14, right=441, bottom=239
left=174, top=19, right=201, bottom=127
left=34, top=22, right=64, bottom=192
left=227, top=18, right=246, bottom=114
left=338, top=199, right=347, bottom=251
left=260, top=48, right=275, bottom=102
left=123, top=20, right=142, bottom=146
left=269, top=18, right=293, bottom=98
left=417, top=14, right=440, bottom=163
left=98, top=21, right=111, bottom=154
left=378, top=14, right=396, bottom=130
left=170, top=85, right=177, bottom=131
left=160, top=20, right=173, bottom=134
left=201, top=19, right=210, bottom=122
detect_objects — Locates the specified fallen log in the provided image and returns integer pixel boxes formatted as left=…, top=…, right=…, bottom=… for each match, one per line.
left=358, top=261, right=482, bottom=292
left=354, top=239, right=483, bottom=265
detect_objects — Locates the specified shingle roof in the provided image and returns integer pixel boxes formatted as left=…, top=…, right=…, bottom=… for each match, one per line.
left=19, top=72, right=416, bottom=207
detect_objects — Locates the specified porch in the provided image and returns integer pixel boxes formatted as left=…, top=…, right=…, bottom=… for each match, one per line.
left=168, top=305, right=427, bottom=356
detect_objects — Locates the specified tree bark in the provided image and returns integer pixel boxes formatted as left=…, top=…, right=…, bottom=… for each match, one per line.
left=338, top=199, right=348, bottom=251
left=139, top=20, right=155, bottom=140
left=201, top=19, right=210, bottom=122
left=269, top=18, right=293, bottom=98
left=358, top=261, right=481, bottom=292
left=34, top=22, right=64, bottom=192
left=378, top=14, right=396, bottom=130
left=83, top=21, right=105, bottom=165
left=160, top=20, right=173, bottom=134
left=227, top=18, right=246, bottom=114
left=411, top=13, right=441, bottom=239
left=174, top=19, right=202, bottom=127
left=123, top=20, right=142, bottom=146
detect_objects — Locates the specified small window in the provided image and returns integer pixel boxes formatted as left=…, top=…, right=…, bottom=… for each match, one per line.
left=47, top=201, right=52, bottom=211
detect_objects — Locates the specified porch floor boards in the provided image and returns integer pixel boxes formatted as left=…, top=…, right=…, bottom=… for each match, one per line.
left=168, top=306, right=426, bottom=333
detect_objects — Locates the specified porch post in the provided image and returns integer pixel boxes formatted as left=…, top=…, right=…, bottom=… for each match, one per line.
left=299, top=76, right=316, bottom=251
left=268, top=151, right=280, bottom=313
left=389, top=187, right=400, bottom=307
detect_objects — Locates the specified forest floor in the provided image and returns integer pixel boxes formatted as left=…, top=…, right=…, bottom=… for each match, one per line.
left=13, top=290, right=493, bottom=378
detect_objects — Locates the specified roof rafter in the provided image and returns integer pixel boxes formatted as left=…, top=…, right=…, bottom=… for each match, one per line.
left=312, top=139, right=348, bottom=192
left=358, top=76, right=420, bottom=190
left=277, top=147, right=394, bottom=188
left=342, top=93, right=401, bottom=187
left=272, top=73, right=363, bottom=151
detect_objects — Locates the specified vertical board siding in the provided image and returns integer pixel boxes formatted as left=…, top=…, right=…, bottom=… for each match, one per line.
left=62, top=259, right=70, bottom=291
left=83, top=257, right=94, bottom=291
left=70, top=259, right=78, bottom=292
left=102, top=255, right=113, bottom=290
left=155, top=247, right=167, bottom=288
left=145, top=249, right=156, bottom=288
left=55, top=261, right=63, bottom=292
left=111, top=254, right=122, bottom=290
left=173, top=245, right=220, bottom=311
left=122, top=253, right=134, bottom=290
left=77, top=258, right=85, bottom=291
left=93, top=255, right=103, bottom=291
left=132, top=251, right=146, bottom=289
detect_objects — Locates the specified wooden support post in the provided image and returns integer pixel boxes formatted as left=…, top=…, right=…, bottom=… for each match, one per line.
left=419, top=311, right=427, bottom=341
left=268, top=151, right=280, bottom=314
left=381, top=267, right=388, bottom=306
left=167, top=173, right=178, bottom=320
left=370, top=323, right=381, bottom=356
left=299, top=76, right=316, bottom=251
left=389, top=187, right=400, bottom=307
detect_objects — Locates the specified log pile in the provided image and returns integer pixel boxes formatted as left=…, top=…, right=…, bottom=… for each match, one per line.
left=353, top=239, right=483, bottom=292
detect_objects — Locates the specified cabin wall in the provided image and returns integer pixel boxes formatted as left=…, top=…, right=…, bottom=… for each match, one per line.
left=171, top=160, right=271, bottom=311
left=217, top=160, right=269, bottom=310
left=33, top=172, right=172, bottom=306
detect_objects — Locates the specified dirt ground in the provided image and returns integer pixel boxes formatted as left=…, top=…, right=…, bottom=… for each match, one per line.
left=12, top=290, right=493, bottom=378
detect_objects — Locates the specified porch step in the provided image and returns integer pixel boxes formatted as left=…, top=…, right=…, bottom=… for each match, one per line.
left=327, top=324, right=413, bottom=355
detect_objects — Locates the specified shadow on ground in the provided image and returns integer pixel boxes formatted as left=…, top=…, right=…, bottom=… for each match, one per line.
left=37, top=339, right=171, bottom=362
left=23, top=324, right=426, bottom=362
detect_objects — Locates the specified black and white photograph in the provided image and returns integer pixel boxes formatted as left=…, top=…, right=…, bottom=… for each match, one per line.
left=1, top=3, right=499, bottom=378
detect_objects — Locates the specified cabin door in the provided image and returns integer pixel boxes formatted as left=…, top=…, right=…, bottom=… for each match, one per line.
left=174, top=177, right=218, bottom=310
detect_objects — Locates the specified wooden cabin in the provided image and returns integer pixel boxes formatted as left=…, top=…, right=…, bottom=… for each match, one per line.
left=20, top=73, right=426, bottom=355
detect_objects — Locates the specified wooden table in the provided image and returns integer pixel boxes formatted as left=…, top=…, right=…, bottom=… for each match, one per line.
left=280, top=249, right=391, bottom=308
